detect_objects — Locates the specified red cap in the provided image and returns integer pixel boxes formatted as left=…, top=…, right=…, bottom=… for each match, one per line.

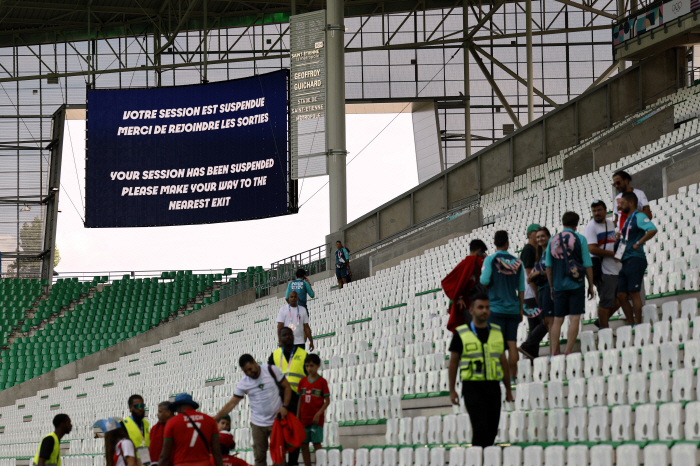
left=219, top=431, right=234, bottom=449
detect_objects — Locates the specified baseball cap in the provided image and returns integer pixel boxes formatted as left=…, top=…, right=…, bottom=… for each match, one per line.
left=93, top=417, right=123, bottom=434
left=526, top=224, right=540, bottom=235
left=219, top=431, right=235, bottom=449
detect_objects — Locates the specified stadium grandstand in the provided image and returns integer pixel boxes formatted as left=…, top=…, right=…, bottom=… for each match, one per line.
left=1, top=0, right=700, bottom=465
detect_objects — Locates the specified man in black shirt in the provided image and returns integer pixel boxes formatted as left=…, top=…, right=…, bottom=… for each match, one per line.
left=448, top=287, right=513, bottom=448
left=32, top=414, right=72, bottom=466
left=519, top=224, right=548, bottom=359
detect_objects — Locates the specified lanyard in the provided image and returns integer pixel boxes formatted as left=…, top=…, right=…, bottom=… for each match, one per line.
left=131, top=416, right=144, bottom=436
left=279, top=347, right=297, bottom=376
left=622, top=211, right=637, bottom=243
left=470, top=321, right=489, bottom=336
left=288, top=305, right=300, bottom=324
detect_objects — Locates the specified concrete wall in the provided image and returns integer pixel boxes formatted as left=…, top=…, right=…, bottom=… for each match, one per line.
left=619, top=142, right=700, bottom=205
left=563, top=106, right=676, bottom=180
left=0, top=289, right=257, bottom=407
left=664, top=149, right=700, bottom=196
left=336, top=49, right=682, bottom=253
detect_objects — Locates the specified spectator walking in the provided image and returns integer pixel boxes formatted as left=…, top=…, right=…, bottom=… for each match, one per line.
left=527, top=228, right=554, bottom=332
left=122, top=395, right=150, bottom=465
left=276, top=291, right=314, bottom=351
left=613, top=170, right=652, bottom=230
left=149, top=402, right=173, bottom=466
left=95, top=418, right=137, bottom=466
left=159, top=394, right=222, bottom=466
left=519, top=224, right=548, bottom=360
left=584, top=200, right=622, bottom=328
left=286, top=269, right=315, bottom=313
left=334, top=241, right=350, bottom=289
left=480, top=230, right=525, bottom=381
left=268, top=327, right=307, bottom=466
left=616, top=192, right=657, bottom=324
left=31, top=414, right=72, bottom=466
left=545, top=212, right=595, bottom=355
left=448, top=287, right=513, bottom=448
left=218, top=431, right=250, bottom=466
left=215, top=355, right=292, bottom=466
left=442, top=239, right=488, bottom=331
left=297, top=354, right=330, bottom=466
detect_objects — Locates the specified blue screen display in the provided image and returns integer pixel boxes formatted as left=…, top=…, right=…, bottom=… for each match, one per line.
left=85, top=70, right=291, bottom=227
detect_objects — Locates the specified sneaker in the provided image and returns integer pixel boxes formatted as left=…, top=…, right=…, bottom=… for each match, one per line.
left=518, top=346, right=536, bottom=360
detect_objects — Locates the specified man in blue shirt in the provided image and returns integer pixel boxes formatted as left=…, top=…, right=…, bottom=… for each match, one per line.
left=480, top=230, right=525, bottom=381
left=545, top=212, right=595, bottom=356
left=616, top=191, right=657, bottom=325
left=286, top=269, right=315, bottom=312
left=334, top=241, right=350, bottom=289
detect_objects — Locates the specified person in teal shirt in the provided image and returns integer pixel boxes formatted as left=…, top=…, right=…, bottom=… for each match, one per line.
left=616, top=191, right=657, bottom=325
left=545, top=211, right=595, bottom=356
left=480, top=230, right=525, bottom=382
left=286, top=269, right=315, bottom=312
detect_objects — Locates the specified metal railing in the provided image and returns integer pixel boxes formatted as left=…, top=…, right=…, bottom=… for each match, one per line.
left=52, top=268, right=244, bottom=284
left=220, top=243, right=330, bottom=300
left=450, top=193, right=480, bottom=210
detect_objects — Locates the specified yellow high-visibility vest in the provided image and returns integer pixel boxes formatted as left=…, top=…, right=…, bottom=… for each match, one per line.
left=123, top=416, right=150, bottom=448
left=457, top=323, right=504, bottom=381
left=273, top=347, right=307, bottom=393
left=32, top=433, right=60, bottom=466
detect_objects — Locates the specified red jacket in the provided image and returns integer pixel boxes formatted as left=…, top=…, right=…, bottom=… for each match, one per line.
left=270, top=414, right=306, bottom=464
left=441, top=255, right=484, bottom=332
left=149, top=421, right=166, bottom=465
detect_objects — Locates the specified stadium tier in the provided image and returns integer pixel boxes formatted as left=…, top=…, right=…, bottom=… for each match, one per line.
left=3, top=78, right=700, bottom=466
left=0, top=274, right=222, bottom=390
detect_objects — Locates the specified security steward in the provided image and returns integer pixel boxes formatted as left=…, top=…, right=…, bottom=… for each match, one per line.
left=268, top=326, right=307, bottom=466
left=31, top=414, right=72, bottom=466
left=123, top=394, right=151, bottom=465
left=448, top=286, right=513, bottom=447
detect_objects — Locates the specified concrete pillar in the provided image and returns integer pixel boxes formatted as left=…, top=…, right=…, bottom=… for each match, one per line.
left=526, top=0, right=534, bottom=122
left=463, top=3, right=471, bottom=157
left=327, top=0, right=348, bottom=232
left=202, top=0, right=208, bottom=83
left=617, top=0, right=627, bottom=72
left=291, top=0, right=296, bottom=15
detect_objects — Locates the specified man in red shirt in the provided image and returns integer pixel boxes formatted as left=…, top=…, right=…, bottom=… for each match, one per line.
left=150, top=402, right=173, bottom=466
left=158, top=393, right=223, bottom=466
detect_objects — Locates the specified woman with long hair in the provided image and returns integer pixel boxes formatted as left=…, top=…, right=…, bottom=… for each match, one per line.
left=528, top=227, right=554, bottom=331
left=94, top=418, right=140, bottom=466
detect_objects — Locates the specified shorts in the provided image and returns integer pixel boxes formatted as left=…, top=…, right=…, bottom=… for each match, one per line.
left=618, top=257, right=647, bottom=294
left=553, top=287, right=585, bottom=318
left=488, top=312, right=520, bottom=342
left=596, top=274, right=618, bottom=309
left=304, top=424, right=324, bottom=444
left=538, top=284, right=554, bottom=318
left=335, top=266, right=348, bottom=280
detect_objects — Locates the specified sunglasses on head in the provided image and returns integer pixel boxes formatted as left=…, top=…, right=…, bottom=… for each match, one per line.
left=132, top=403, right=146, bottom=409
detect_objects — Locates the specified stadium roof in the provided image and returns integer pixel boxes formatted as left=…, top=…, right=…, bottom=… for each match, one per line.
left=0, top=0, right=479, bottom=47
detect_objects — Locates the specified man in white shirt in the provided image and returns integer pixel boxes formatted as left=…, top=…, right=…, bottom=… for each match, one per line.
left=584, top=200, right=624, bottom=328
left=276, top=291, right=314, bottom=351
left=613, top=170, right=652, bottom=230
left=215, top=354, right=293, bottom=466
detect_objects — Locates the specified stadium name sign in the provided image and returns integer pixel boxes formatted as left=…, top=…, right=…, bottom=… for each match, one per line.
left=85, top=71, right=293, bottom=228
left=289, top=10, right=328, bottom=179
